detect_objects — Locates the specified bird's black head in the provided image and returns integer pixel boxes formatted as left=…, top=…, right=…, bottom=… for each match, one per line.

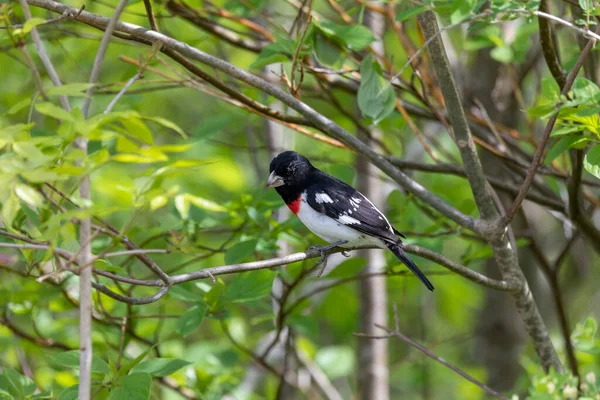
left=267, top=151, right=314, bottom=202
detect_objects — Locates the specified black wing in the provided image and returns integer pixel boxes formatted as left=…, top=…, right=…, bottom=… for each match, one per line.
left=305, top=177, right=400, bottom=244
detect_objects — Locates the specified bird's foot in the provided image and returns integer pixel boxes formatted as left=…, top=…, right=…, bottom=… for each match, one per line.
left=308, top=240, right=348, bottom=277
left=341, top=251, right=350, bottom=257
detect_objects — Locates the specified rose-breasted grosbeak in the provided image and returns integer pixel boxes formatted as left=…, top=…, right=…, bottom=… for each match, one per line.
left=267, top=151, right=434, bottom=291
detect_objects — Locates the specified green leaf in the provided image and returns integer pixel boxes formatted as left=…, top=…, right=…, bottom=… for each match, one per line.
left=358, top=54, right=396, bottom=123
left=314, top=35, right=343, bottom=66
left=22, top=18, right=47, bottom=34
left=46, top=83, right=95, bottom=97
left=315, top=346, right=355, bottom=379
left=2, top=193, right=20, bottom=227
left=144, top=116, right=187, bottom=138
left=551, top=125, right=582, bottom=136
left=249, top=52, right=288, bottom=70
left=174, top=194, right=190, bottom=219
left=224, top=239, right=258, bottom=264
left=5, top=98, right=31, bottom=115
left=112, top=153, right=167, bottom=163
left=35, top=102, right=76, bottom=122
left=130, top=359, right=192, bottom=377
left=150, top=195, right=168, bottom=210
left=186, top=194, right=227, bottom=212
left=1, top=368, right=36, bottom=398
left=317, top=21, right=375, bottom=50
left=169, top=284, right=204, bottom=302
left=490, top=45, right=513, bottom=63
left=580, top=0, right=592, bottom=11
left=571, top=78, right=600, bottom=105
left=120, top=117, right=154, bottom=145
left=396, top=6, right=429, bottom=21
left=204, top=280, right=226, bottom=308
left=117, top=345, right=158, bottom=378
left=545, top=135, right=589, bottom=164
left=176, top=303, right=207, bottom=336
left=222, top=269, right=274, bottom=303
left=450, top=0, right=474, bottom=24
left=48, top=350, right=110, bottom=374
left=584, top=145, right=600, bottom=179
left=107, top=373, right=152, bottom=400
left=14, top=183, right=43, bottom=208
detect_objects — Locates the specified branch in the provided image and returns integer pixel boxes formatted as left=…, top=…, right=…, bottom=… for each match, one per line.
left=503, top=25, right=599, bottom=225
left=1, top=235, right=514, bottom=302
left=417, top=11, right=498, bottom=223
left=538, top=0, right=567, bottom=89
left=27, top=0, right=479, bottom=234
left=417, top=10, right=564, bottom=373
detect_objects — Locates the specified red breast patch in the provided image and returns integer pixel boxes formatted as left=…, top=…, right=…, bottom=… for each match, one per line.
left=287, top=196, right=301, bottom=215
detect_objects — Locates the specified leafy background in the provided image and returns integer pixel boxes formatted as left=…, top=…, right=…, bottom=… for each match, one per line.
left=0, top=0, right=599, bottom=399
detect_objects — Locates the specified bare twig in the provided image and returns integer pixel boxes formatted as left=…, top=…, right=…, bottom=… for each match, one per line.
left=357, top=323, right=509, bottom=400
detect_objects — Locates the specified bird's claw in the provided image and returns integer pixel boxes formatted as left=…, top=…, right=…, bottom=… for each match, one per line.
left=341, top=251, right=350, bottom=257
left=307, top=240, right=348, bottom=278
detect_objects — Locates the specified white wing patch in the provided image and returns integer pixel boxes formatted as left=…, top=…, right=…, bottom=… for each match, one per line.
left=314, top=192, right=334, bottom=204
left=337, top=215, right=360, bottom=225
left=349, top=197, right=362, bottom=208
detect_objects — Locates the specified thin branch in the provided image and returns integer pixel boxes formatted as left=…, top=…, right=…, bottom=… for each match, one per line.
left=359, top=324, right=509, bottom=400
left=143, top=0, right=159, bottom=31
left=18, top=0, right=71, bottom=110
left=81, top=0, right=129, bottom=118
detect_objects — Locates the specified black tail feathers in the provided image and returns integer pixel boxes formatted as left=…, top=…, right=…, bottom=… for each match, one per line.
left=386, top=243, right=434, bottom=291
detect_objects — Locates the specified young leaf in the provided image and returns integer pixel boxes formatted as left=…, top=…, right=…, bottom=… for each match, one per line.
left=357, top=54, right=396, bottom=123
left=35, top=102, right=77, bottom=122
left=176, top=303, right=207, bottom=336
left=107, top=372, right=152, bottom=400
left=186, top=194, right=227, bottom=212
left=22, top=18, right=47, bottom=34
left=174, top=194, right=191, bottom=219
left=14, top=184, right=43, bottom=209
left=130, top=359, right=192, bottom=377
left=2, top=193, right=20, bottom=227
left=222, top=269, right=274, bottom=303
left=584, top=145, right=600, bottom=180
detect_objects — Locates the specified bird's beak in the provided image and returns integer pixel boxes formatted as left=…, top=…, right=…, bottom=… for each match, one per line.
left=266, top=171, right=284, bottom=188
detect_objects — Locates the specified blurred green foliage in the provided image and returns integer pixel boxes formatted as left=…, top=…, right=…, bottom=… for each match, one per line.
left=0, top=0, right=599, bottom=399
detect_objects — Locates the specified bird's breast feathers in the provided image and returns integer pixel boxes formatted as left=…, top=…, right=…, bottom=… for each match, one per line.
left=294, top=192, right=386, bottom=248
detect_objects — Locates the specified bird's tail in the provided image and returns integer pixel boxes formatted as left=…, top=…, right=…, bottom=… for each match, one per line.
left=386, top=243, right=434, bottom=291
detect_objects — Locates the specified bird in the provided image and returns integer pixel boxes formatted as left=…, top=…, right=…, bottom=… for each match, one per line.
left=266, top=151, right=434, bottom=291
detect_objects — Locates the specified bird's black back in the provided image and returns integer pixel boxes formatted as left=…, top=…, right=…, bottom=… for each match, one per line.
left=306, top=170, right=401, bottom=245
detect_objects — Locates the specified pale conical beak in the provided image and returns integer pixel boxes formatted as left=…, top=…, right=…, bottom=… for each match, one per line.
left=266, top=171, right=284, bottom=188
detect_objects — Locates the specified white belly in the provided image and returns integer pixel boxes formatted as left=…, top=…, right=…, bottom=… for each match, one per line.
left=296, top=193, right=385, bottom=248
